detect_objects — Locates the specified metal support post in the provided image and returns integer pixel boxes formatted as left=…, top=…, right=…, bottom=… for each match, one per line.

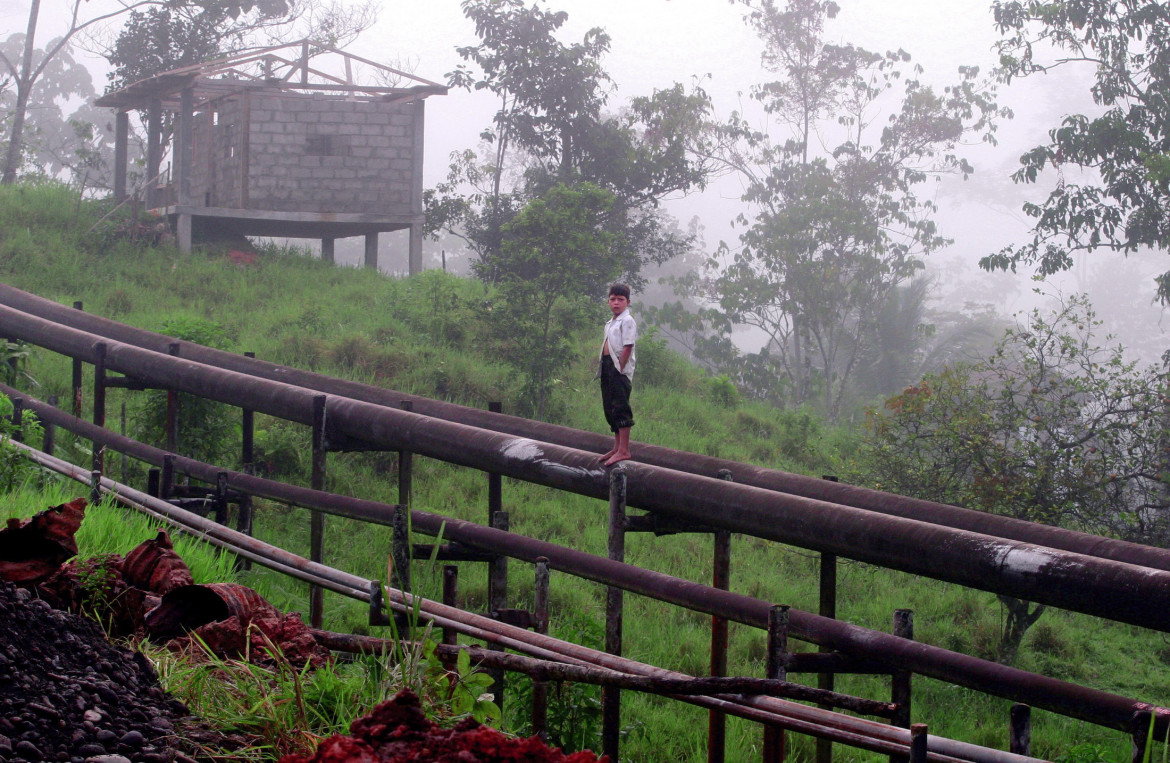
left=237, top=352, right=255, bottom=569
left=90, top=470, right=101, bottom=507
left=890, top=608, right=914, bottom=763
left=603, top=469, right=627, bottom=763
left=709, top=468, right=733, bottom=763
left=488, top=401, right=503, bottom=522
left=1131, top=710, right=1153, bottom=763
left=368, top=580, right=390, bottom=627
left=92, top=342, right=106, bottom=474
left=160, top=454, right=175, bottom=499
left=120, top=402, right=128, bottom=485
left=72, top=301, right=83, bottom=417
left=392, top=504, right=412, bottom=597
left=398, top=400, right=414, bottom=507
left=165, top=343, right=180, bottom=454
left=489, top=511, right=509, bottom=614
left=488, top=510, right=509, bottom=710
left=214, top=472, right=229, bottom=525
left=486, top=399, right=504, bottom=687
left=1009, top=704, right=1031, bottom=756
left=532, top=557, right=551, bottom=741
left=764, top=604, right=790, bottom=763
left=817, top=474, right=840, bottom=763
left=42, top=395, right=57, bottom=456
left=147, top=468, right=160, bottom=498
left=818, top=550, right=838, bottom=763
left=442, top=565, right=459, bottom=648
left=309, top=394, right=327, bottom=628
left=909, top=724, right=928, bottom=763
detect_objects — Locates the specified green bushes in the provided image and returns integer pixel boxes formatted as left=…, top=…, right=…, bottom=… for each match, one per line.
left=132, top=316, right=239, bottom=465
left=0, top=394, right=44, bottom=492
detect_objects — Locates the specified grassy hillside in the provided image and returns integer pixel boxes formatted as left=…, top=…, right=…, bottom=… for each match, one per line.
left=1, top=182, right=1165, bottom=762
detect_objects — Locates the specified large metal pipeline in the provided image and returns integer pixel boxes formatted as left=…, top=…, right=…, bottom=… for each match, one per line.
left=2, top=281, right=1167, bottom=572
left=3, top=302, right=1170, bottom=635
left=13, top=440, right=1047, bottom=763
left=6, top=383, right=1163, bottom=734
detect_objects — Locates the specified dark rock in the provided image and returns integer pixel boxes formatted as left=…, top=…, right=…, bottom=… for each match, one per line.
left=14, top=739, right=44, bottom=760
left=117, top=730, right=144, bottom=748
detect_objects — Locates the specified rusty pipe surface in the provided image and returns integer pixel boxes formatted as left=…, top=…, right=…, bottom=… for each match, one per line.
left=3, top=281, right=1167, bottom=573
left=4, top=303, right=1169, bottom=634
left=7, top=388, right=1166, bottom=737
left=15, top=441, right=1039, bottom=763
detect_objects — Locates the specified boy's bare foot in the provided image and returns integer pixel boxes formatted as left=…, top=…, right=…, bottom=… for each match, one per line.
left=603, top=451, right=631, bottom=466
left=598, top=448, right=617, bottom=462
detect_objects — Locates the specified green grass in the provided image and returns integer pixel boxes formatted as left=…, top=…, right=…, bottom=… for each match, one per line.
left=1, top=479, right=238, bottom=585
left=1, top=182, right=1166, bottom=762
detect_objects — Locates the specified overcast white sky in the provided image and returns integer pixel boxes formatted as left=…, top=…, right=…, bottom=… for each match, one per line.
left=5, top=0, right=1167, bottom=358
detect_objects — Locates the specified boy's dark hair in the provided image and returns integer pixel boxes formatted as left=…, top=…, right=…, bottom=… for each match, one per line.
left=608, top=282, right=631, bottom=299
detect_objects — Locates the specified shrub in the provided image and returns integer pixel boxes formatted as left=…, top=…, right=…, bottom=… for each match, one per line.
left=0, top=394, right=44, bottom=491
left=132, top=316, right=238, bottom=464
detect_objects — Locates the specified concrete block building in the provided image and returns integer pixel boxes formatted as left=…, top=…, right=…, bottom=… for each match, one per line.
left=96, top=42, right=446, bottom=273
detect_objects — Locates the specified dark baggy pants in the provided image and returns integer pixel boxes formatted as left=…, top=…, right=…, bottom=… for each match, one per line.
left=599, top=355, right=634, bottom=432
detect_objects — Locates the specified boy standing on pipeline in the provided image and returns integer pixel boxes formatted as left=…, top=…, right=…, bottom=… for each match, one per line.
left=598, top=283, right=636, bottom=466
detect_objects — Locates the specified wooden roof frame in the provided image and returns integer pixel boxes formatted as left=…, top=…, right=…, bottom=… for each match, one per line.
left=95, top=40, right=447, bottom=110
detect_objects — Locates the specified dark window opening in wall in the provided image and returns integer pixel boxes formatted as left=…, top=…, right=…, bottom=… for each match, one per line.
left=307, top=135, right=333, bottom=156
left=219, top=123, right=234, bottom=158
left=306, top=134, right=349, bottom=157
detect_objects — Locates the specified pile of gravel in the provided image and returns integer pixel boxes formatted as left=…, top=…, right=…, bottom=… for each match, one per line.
left=0, top=580, right=223, bottom=763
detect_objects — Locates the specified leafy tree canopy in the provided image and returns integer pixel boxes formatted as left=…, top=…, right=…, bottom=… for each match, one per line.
left=107, top=0, right=288, bottom=89
left=858, top=294, right=1170, bottom=659
left=103, top=0, right=380, bottom=92
left=479, top=182, right=621, bottom=419
left=0, top=34, right=105, bottom=185
left=982, top=0, right=1170, bottom=302
left=659, top=0, right=1004, bottom=418
left=429, top=0, right=714, bottom=294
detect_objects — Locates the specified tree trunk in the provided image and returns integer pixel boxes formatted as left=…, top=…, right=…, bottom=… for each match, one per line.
left=997, top=595, right=1046, bottom=664
left=1, top=0, right=40, bottom=185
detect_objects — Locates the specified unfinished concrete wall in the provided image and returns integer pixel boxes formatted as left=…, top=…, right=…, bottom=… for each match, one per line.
left=240, top=92, right=419, bottom=215
left=191, top=95, right=246, bottom=208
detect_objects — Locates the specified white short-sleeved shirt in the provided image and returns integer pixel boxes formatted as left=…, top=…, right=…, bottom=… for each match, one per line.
left=600, top=309, right=637, bottom=381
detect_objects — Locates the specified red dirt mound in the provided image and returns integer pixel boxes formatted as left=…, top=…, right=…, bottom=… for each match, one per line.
left=279, top=690, right=606, bottom=763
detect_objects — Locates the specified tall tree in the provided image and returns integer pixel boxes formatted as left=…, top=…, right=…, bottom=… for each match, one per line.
left=671, top=0, right=1003, bottom=419
left=484, top=182, right=622, bottom=419
left=0, top=0, right=152, bottom=184
left=431, top=0, right=714, bottom=290
left=982, top=0, right=1170, bottom=302
left=428, top=0, right=714, bottom=412
left=448, top=0, right=612, bottom=194
left=0, top=33, right=104, bottom=186
left=860, top=295, right=1170, bottom=660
